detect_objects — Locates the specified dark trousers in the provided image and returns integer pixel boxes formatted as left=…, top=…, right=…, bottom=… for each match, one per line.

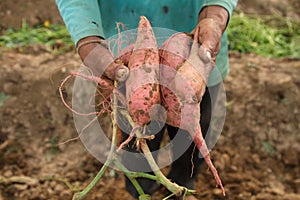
left=120, top=83, right=221, bottom=198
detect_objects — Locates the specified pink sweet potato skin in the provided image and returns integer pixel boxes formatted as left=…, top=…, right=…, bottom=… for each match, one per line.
left=174, top=41, right=207, bottom=103
left=159, top=32, right=193, bottom=126
left=126, top=16, right=160, bottom=126
left=159, top=32, right=203, bottom=141
left=159, top=32, right=225, bottom=195
left=159, top=32, right=208, bottom=129
left=118, top=43, right=134, bottom=66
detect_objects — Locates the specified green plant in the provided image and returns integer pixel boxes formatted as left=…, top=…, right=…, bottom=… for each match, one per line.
left=261, top=141, right=276, bottom=156
left=5, top=146, right=22, bottom=154
left=227, top=12, right=300, bottom=58
left=1, top=13, right=299, bottom=58
left=0, top=92, right=10, bottom=107
left=47, top=135, right=60, bottom=157
left=0, top=20, right=73, bottom=53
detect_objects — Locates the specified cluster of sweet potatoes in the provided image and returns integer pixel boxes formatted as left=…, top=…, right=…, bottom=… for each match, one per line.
left=62, top=16, right=224, bottom=195
left=115, top=16, right=225, bottom=194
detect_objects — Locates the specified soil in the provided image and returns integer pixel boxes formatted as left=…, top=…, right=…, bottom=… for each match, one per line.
left=0, top=1, right=300, bottom=200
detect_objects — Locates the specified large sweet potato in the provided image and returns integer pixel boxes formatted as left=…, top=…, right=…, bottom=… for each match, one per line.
left=159, top=32, right=225, bottom=195
left=125, top=16, right=160, bottom=127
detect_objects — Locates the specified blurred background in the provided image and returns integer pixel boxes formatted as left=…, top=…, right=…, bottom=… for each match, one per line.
left=0, top=0, right=299, bottom=200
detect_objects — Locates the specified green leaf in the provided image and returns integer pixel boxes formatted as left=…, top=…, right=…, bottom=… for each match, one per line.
left=261, top=141, right=276, bottom=155
left=0, top=22, right=73, bottom=53
left=0, top=92, right=10, bottom=107
left=227, top=11, right=300, bottom=58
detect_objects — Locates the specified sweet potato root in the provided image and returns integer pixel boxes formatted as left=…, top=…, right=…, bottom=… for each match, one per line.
left=159, top=32, right=225, bottom=195
left=159, top=32, right=192, bottom=126
left=117, top=16, right=160, bottom=151
left=118, top=43, right=134, bottom=66
left=125, top=16, right=160, bottom=127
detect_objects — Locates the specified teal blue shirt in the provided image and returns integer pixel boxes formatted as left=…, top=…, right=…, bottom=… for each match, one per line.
left=56, top=0, right=238, bottom=86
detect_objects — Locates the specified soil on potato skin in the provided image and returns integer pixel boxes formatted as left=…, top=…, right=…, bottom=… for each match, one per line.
left=0, top=0, right=300, bottom=200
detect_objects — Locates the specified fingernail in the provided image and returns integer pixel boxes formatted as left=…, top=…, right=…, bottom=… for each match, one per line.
left=206, top=51, right=211, bottom=61
left=116, top=67, right=129, bottom=82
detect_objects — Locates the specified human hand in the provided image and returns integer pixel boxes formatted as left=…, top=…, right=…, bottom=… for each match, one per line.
left=191, top=6, right=228, bottom=64
left=77, top=36, right=129, bottom=82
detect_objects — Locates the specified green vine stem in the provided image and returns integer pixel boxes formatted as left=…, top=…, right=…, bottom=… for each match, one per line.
left=72, top=82, right=195, bottom=200
left=119, top=109, right=196, bottom=197
left=72, top=84, right=120, bottom=200
left=73, top=82, right=147, bottom=200
left=114, top=159, right=150, bottom=198
left=72, top=160, right=110, bottom=200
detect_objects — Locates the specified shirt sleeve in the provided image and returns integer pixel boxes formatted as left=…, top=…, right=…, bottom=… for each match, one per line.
left=56, top=0, right=105, bottom=45
left=199, top=0, right=238, bottom=19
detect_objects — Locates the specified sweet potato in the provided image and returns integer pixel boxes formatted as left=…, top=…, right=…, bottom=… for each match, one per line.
left=159, top=32, right=192, bottom=126
left=125, top=16, right=160, bottom=127
left=118, top=43, right=134, bottom=66
left=159, top=32, right=225, bottom=195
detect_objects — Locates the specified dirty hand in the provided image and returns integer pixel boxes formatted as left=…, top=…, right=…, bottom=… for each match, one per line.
left=192, top=6, right=228, bottom=64
left=77, top=36, right=129, bottom=82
